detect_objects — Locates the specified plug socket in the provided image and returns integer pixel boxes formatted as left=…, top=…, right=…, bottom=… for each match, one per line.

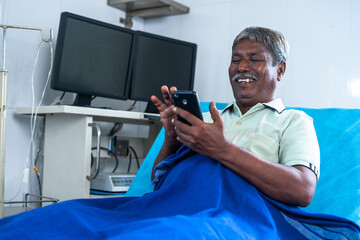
left=113, top=139, right=129, bottom=156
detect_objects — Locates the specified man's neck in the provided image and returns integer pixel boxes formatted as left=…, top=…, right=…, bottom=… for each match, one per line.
left=236, top=98, right=275, bottom=115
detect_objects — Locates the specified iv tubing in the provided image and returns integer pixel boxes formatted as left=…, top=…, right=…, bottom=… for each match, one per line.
left=0, top=24, right=52, bottom=218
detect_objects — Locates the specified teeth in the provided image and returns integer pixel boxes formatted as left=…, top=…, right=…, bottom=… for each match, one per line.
left=237, top=78, right=253, bottom=83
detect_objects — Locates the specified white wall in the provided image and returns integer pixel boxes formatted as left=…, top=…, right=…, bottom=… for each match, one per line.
left=0, top=0, right=144, bottom=203
left=143, top=0, right=360, bottom=109
left=1, top=0, right=360, bottom=203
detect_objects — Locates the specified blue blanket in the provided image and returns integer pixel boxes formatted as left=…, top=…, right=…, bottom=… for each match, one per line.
left=1, top=146, right=359, bottom=239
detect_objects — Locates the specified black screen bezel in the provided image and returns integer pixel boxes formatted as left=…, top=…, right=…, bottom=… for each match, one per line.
left=129, top=31, right=197, bottom=102
left=50, top=12, right=136, bottom=105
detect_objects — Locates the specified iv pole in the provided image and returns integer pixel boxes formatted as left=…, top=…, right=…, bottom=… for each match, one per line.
left=0, top=24, right=52, bottom=218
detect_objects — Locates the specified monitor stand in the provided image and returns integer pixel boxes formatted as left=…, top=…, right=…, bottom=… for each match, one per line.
left=73, top=94, right=92, bottom=107
left=71, top=94, right=112, bottom=109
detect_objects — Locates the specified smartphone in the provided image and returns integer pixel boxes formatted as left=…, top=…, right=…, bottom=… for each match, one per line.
left=171, top=91, right=203, bottom=125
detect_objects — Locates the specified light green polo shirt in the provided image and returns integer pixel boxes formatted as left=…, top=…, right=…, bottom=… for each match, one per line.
left=203, top=99, right=320, bottom=178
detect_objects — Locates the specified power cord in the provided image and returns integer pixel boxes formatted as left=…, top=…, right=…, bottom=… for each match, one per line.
left=127, top=146, right=140, bottom=173
left=108, top=101, right=137, bottom=137
left=90, top=147, right=119, bottom=173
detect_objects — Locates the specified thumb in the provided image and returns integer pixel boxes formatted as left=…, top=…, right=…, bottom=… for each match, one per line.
left=209, top=102, right=222, bottom=124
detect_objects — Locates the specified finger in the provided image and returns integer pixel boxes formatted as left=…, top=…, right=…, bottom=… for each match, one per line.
left=151, top=95, right=165, bottom=112
left=169, top=86, right=178, bottom=93
left=173, top=120, right=193, bottom=145
left=173, top=107, right=202, bottom=126
left=209, top=102, right=222, bottom=124
left=161, top=85, right=173, bottom=107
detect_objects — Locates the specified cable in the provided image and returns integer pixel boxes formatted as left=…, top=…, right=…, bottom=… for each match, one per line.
left=33, top=166, right=42, bottom=197
left=50, top=91, right=65, bottom=105
left=5, top=183, right=24, bottom=202
left=108, top=123, right=123, bottom=136
left=126, top=100, right=137, bottom=111
left=108, top=101, right=138, bottom=137
left=59, top=91, right=66, bottom=101
left=108, top=101, right=137, bottom=137
left=127, top=153, right=132, bottom=173
left=33, top=119, right=45, bottom=167
left=27, top=40, right=54, bottom=170
left=6, top=39, right=54, bottom=202
left=33, top=121, right=45, bottom=197
left=129, top=146, right=140, bottom=170
left=90, top=147, right=119, bottom=173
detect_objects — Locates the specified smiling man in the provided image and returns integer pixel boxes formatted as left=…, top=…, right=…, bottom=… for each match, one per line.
left=151, top=27, right=320, bottom=207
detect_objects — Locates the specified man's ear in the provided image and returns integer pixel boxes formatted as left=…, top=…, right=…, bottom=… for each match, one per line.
left=277, top=62, right=286, bottom=81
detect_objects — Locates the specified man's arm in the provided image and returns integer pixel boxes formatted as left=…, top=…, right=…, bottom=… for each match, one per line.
left=150, top=85, right=182, bottom=181
left=217, top=145, right=317, bottom=206
left=172, top=102, right=317, bottom=207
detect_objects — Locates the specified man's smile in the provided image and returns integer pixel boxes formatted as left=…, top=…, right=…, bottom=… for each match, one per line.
left=231, top=73, right=258, bottom=83
left=236, top=78, right=254, bottom=83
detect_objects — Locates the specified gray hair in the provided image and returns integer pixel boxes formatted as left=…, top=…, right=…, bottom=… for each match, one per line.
left=232, top=27, right=289, bottom=65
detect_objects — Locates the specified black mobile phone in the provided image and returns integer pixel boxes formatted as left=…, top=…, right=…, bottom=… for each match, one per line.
left=171, top=91, right=203, bottom=125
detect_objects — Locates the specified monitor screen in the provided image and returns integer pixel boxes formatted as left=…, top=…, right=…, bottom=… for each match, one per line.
left=130, top=31, right=197, bottom=112
left=51, top=12, right=135, bottom=107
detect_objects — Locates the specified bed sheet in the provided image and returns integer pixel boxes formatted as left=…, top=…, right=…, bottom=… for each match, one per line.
left=0, top=146, right=359, bottom=239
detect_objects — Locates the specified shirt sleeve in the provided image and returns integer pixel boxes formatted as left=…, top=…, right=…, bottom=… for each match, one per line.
left=279, top=111, right=320, bottom=179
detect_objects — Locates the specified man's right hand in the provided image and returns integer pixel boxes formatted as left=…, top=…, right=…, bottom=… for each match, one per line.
left=150, top=85, right=183, bottom=180
left=150, top=85, right=179, bottom=144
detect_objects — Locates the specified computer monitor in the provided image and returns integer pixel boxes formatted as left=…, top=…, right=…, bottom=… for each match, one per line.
left=130, top=31, right=197, bottom=113
left=51, top=12, right=135, bottom=107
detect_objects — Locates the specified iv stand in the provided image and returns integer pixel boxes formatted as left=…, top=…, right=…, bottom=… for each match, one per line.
left=0, top=24, right=53, bottom=218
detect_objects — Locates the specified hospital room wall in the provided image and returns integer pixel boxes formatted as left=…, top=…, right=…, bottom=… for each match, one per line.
left=1, top=0, right=360, bottom=203
left=143, top=0, right=360, bottom=109
left=0, top=0, right=144, bottom=203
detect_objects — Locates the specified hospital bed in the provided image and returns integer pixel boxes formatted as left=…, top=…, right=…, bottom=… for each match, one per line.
left=0, top=102, right=359, bottom=239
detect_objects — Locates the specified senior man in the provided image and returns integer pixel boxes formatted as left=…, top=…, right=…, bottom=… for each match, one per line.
left=151, top=26, right=320, bottom=207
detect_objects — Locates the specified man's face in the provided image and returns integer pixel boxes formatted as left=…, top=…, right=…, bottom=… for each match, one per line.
left=229, top=39, right=285, bottom=109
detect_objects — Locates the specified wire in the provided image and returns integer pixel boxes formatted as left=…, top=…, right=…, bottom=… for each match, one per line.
left=108, top=123, right=123, bottom=136
left=126, top=100, right=137, bottom=111
left=27, top=40, right=54, bottom=170
left=59, top=91, right=66, bottom=101
left=7, top=39, right=53, bottom=202
left=5, top=183, right=24, bottom=202
left=34, top=166, right=42, bottom=197
left=129, top=146, right=140, bottom=170
left=108, top=101, right=138, bottom=137
left=108, top=101, right=137, bottom=136
left=33, top=119, right=45, bottom=167
left=127, top=153, right=132, bottom=173
left=90, top=147, right=119, bottom=173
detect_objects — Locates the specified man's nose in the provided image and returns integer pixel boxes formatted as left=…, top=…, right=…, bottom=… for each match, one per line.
left=237, top=59, right=251, bottom=72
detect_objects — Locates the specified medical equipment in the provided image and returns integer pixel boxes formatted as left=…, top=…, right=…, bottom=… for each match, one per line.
left=90, top=172, right=136, bottom=192
left=0, top=24, right=52, bottom=218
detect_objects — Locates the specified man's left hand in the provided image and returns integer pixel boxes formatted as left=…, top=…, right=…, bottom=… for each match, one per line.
left=172, top=102, right=231, bottom=159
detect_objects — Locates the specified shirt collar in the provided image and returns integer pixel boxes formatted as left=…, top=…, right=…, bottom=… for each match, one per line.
left=221, top=98, right=286, bottom=115
left=262, top=98, right=286, bottom=113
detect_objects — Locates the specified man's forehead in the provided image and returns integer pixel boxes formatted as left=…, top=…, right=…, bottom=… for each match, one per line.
left=232, top=40, right=269, bottom=54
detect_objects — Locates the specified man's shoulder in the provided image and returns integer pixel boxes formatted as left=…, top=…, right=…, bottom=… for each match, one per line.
left=282, top=108, right=313, bottom=121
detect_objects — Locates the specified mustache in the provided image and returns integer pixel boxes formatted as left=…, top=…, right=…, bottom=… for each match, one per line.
left=231, top=73, right=258, bottom=82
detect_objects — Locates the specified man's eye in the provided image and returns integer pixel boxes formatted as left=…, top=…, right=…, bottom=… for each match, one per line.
left=232, top=58, right=241, bottom=63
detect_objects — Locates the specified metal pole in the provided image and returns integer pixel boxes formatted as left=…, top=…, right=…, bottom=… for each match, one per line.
left=0, top=25, right=52, bottom=218
left=0, top=69, right=7, bottom=218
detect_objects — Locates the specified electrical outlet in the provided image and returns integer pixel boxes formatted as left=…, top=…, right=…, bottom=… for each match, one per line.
left=113, top=139, right=129, bottom=156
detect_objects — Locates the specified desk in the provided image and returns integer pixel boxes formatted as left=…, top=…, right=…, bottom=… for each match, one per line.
left=17, top=105, right=162, bottom=204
